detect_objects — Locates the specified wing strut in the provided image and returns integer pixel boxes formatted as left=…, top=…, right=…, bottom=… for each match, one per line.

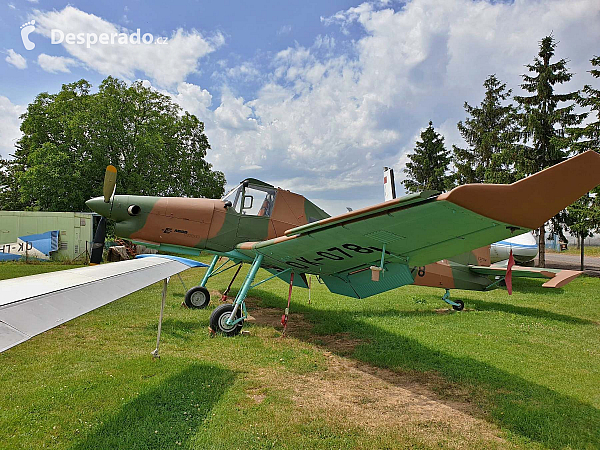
left=151, top=278, right=169, bottom=359
left=281, top=273, right=295, bottom=336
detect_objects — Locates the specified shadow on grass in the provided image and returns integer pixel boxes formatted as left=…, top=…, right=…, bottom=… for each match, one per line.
left=407, top=291, right=595, bottom=325
left=248, top=287, right=600, bottom=449
left=71, top=363, right=234, bottom=450
left=466, top=298, right=597, bottom=325
left=144, top=318, right=206, bottom=339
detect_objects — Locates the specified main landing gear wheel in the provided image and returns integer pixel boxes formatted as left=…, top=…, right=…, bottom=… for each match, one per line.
left=184, top=286, right=210, bottom=309
left=452, top=300, right=465, bottom=311
left=210, top=304, right=243, bottom=336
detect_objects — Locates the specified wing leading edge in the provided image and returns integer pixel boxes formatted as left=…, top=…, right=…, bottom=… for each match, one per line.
left=0, top=256, right=205, bottom=353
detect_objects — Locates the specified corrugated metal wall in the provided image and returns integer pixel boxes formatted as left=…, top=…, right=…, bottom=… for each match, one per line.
left=0, top=212, right=94, bottom=260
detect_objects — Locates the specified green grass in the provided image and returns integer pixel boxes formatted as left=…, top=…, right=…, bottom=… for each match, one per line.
left=0, top=259, right=599, bottom=449
left=548, top=246, right=600, bottom=257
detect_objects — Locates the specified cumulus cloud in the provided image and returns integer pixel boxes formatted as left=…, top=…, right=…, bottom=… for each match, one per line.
left=0, top=96, right=25, bottom=159
left=31, top=6, right=223, bottom=87
left=37, top=53, right=78, bottom=73
left=5, top=49, right=27, bottom=69
left=168, top=0, right=599, bottom=214
left=4, top=0, right=598, bottom=214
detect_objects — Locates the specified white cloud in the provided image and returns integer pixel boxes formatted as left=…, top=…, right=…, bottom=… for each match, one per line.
left=37, top=53, right=78, bottom=73
left=8, top=3, right=16, bottom=9
left=32, top=6, right=223, bottom=87
left=5, top=49, right=27, bottom=69
left=178, top=0, right=598, bottom=215
left=10, top=0, right=598, bottom=215
left=0, top=96, right=25, bottom=159
left=224, top=63, right=261, bottom=82
left=277, top=25, right=292, bottom=35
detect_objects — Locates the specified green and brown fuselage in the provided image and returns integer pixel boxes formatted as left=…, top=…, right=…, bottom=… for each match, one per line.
left=85, top=186, right=330, bottom=256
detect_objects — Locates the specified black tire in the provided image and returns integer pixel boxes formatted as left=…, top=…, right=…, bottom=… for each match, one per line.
left=184, top=286, right=210, bottom=309
left=452, top=300, right=465, bottom=311
left=209, top=304, right=243, bottom=336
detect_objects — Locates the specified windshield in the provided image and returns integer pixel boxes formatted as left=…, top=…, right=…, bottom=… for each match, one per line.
left=222, top=184, right=243, bottom=211
left=222, top=183, right=276, bottom=216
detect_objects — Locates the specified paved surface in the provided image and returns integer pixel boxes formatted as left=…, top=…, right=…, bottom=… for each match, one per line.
left=539, top=252, right=600, bottom=277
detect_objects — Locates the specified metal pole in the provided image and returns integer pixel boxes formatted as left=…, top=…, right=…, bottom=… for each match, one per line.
left=222, top=264, right=243, bottom=302
left=177, top=273, right=187, bottom=291
left=282, top=272, right=294, bottom=336
left=308, top=275, right=311, bottom=305
left=152, top=278, right=168, bottom=359
left=581, top=233, right=585, bottom=272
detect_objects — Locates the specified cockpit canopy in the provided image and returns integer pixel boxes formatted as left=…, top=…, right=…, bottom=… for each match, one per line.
left=222, top=179, right=277, bottom=217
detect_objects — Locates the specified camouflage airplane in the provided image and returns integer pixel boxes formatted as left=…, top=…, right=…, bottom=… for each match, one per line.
left=80, top=150, right=600, bottom=336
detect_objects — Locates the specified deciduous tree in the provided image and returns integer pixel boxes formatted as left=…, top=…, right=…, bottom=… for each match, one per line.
left=0, top=77, right=225, bottom=212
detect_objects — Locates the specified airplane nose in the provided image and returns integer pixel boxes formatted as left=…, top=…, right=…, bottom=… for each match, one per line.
left=85, top=197, right=111, bottom=218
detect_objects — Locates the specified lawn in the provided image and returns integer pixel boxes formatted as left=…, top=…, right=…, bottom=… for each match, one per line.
left=0, top=259, right=598, bottom=449
left=548, top=246, right=600, bottom=257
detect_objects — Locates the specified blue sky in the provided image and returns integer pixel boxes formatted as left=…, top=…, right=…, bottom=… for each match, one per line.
left=1, top=0, right=599, bottom=214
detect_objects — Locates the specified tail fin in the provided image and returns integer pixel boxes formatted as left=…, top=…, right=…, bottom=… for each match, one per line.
left=384, top=167, right=396, bottom=201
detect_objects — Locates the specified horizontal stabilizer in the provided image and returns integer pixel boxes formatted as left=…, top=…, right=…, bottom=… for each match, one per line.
left=0, top=256, right=205, bottom=353
left=468, top=265, right=582, bottom=288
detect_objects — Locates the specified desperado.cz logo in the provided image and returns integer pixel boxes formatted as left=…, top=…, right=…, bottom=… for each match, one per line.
left=20, top=21, right=168, bottom=50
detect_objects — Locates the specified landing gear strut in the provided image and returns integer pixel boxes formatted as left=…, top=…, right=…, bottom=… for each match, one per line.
left=441, top=289, right=464, bottom=311
left=209, top=254, right=274, bottom=336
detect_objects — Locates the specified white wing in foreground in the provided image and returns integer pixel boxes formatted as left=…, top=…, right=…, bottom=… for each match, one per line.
left=0, top=256, right=204, bottom=353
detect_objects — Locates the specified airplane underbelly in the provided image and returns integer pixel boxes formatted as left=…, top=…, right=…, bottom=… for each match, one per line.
left=490, top=234, right=538, bottom=263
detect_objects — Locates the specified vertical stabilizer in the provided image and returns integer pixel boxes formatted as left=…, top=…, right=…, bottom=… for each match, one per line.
left=383, top=167, right=396, bottom=201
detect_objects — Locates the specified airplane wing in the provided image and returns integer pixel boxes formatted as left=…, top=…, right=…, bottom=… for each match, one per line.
left=468, top=265, right=582, bottom=288
left=234, top=151, right=600, bottom=298
left=0, top=255, right=206, bottom=353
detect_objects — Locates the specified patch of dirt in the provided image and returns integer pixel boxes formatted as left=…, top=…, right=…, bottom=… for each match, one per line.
left=307, top=332, right=368, bottom=355
left=243, top=301, right=314, bottom=336
left=291, top=352, right=507, bottom=447
left=246, top=305, right=508, bottom=448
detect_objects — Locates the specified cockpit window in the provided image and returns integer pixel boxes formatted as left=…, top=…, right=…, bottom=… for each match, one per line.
left=222, top=182, right=276, bottom=216
left=242, top=186, right=276, bottom=216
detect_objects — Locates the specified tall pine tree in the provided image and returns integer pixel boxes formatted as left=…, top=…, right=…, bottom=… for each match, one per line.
left=453, top=75, right=520, bottom=185
left=566, top=55, right=600, bottom=270
left=403, top=121, right=453, bottom=193
left=570, top=56, right=600, bottom=152
left=513, top=35, right=585, bottom=267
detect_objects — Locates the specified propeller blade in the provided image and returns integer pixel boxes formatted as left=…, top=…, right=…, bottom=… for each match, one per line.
left=90, top=216, right=107, bottom=265
left=103, top=165, right=117, bottom=203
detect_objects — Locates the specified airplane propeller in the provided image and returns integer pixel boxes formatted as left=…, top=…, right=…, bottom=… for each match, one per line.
left=90, top=165, right=117, bottom=265
left=103, top=165, right=117, bottom=203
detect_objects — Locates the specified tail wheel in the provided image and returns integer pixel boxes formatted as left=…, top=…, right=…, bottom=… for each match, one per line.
left=185, top=286, right=210, bottom=309
left=209, top=304, right=243, bottom=336
left=452, top=300, right=465, bottom=311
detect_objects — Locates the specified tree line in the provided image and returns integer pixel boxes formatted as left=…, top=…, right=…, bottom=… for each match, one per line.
left=402, top=36, right=600, bottom=267
left=0, top=76, right=225, bottom=213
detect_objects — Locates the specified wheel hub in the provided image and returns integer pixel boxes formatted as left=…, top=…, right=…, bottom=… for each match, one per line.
left=218, top=312, right=236, bottom=332
left=190, top=290, right=206, bottom=306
